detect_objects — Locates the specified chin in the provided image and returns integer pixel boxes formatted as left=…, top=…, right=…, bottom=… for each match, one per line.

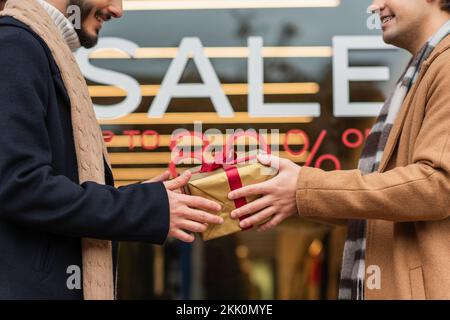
left=382, top=33, right=395, bottom=45
left=77, top=29, right=99, bottom=49
left=382, top=29, right=400, bottom=46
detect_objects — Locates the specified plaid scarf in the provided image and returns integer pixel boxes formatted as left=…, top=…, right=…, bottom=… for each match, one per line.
left=338, top=20, right=450, bottom=300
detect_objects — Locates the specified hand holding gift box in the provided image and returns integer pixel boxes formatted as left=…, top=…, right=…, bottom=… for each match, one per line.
left=182, top=155, right=277, bottom=241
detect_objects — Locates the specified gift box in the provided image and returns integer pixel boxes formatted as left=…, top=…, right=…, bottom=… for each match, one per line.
left=182, top=159, right=277, bottom=241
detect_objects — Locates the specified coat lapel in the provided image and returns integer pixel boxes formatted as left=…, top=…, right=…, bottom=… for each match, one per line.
left=377, top=82, right=416, bottom=172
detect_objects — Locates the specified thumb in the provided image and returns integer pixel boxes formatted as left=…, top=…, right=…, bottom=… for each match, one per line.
left=257, top=154, right=280, bottom=170
left=164, top=170, right=192, bottom=191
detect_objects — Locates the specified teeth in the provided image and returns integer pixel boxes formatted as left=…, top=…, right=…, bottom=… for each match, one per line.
left=382, top=15, right=394, bottom=24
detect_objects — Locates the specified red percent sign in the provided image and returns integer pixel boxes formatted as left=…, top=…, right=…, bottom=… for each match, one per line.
left=284, top=129, right=341, bottom=170
left=284, top=128, right=370, bottom=170
left=342, top=128, right=371, bottom=148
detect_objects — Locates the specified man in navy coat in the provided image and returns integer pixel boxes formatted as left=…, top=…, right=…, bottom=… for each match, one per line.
left=0, top=0, right=222, bottom=299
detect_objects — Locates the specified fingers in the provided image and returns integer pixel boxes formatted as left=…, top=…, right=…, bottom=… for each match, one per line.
left=257, top=214, right=285, bottom=232
left=185, top=208, right=223, bottom=225
left=145, top=171, right=170, bottom=183
left=183, top=194, right=222, bottom=212
left=169, top=229, right=195, bottom=243
left=258, top=154, right=297, bottom=173
left=228, top=181, right=268, bottom=200
left=239, top=206, right=276, bottom=229
left=230, top=197, right=271, bottom=219
left=257, top=154, right=281, bottom=170
left=178, top=219, right=208, bottom=233
left=164, top=170, right=191, bottom=191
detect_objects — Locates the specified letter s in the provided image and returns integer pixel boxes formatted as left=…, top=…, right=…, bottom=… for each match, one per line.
left=76, top=37, right=141, bottom=120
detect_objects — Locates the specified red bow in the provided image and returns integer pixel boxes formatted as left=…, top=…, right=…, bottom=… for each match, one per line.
left=198, top=153, right=254, bottom=230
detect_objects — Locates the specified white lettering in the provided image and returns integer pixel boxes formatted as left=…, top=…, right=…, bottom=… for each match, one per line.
left=366, top=264, right=381, bottom=290
left=248, top=37, right=320, bottom=117
left=76, top=37, right=142, bottom=119
left=333, top=36, right=394, bottom=117
left=149, top=38, right=234, bottom=118
left=66, top=265, right=81, bottom=290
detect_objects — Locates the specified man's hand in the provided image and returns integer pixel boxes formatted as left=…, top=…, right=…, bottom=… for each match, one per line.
left=228, top=154, right=301, bottom=232
left=142, top=171, right=171, bottom=183
left=164, top=171, right=223, bottom=242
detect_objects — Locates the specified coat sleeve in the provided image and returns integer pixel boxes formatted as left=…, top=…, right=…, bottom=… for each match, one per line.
left=296, top=51, right=450, bottom=223
left=0, top=27, right=169, bottom=244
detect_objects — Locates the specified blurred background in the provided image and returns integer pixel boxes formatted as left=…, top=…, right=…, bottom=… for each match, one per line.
left=82, top=0, right=411, bottom=299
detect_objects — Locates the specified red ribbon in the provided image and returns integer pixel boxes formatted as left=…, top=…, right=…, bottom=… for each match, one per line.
left=199, top=155, right=254, bottom=230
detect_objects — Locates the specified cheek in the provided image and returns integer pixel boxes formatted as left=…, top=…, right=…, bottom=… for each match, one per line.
left=82, top=17, right=97, bottom=33
left=396, top=12, right=421, bottom=33
left=393, top=3, right=426, bottom=27
left=89, top=0, right=110, bottom=8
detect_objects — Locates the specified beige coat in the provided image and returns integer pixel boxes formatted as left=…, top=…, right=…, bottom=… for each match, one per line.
left=296, top=36, right=450, bottom=300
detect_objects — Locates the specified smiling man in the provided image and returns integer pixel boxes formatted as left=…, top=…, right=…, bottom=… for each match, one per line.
left=228, top=0, right=450, bottom=300
left=0, top=0, right=223, bottom=300
left=67, top=0, right=121, bottom=48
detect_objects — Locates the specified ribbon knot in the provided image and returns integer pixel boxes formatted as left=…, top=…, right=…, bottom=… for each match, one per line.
left=197, top=153, right=254, bottom=230
left=199, top=152, right=238, bottom=173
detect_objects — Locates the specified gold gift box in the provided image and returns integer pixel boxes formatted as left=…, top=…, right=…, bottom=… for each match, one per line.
left=183, top=162, right=277, bottom=241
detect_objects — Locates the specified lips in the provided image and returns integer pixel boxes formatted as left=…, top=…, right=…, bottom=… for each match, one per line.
left=95, top=11, right=111, bottom=23
left=94, top=12, right=103, bottom=23
left=94, top=11, right=112, bottom=32
left=381, top=14, right=395, bottom=25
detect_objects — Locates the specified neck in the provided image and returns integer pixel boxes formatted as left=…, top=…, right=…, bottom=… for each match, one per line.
left=408, top=12, right=450, bottom=55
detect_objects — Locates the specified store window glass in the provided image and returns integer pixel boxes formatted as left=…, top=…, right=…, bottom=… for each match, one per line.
left=81, top=0, right=410, bottom=299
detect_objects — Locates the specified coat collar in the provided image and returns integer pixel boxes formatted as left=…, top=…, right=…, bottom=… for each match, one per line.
left=378, top=35, right=450, bottom=172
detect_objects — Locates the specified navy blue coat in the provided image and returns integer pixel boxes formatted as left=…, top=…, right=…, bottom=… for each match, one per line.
left=0, top=17, right=170, bottom=299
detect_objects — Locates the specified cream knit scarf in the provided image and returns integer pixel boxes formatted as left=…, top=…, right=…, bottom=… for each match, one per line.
left=1, top=0, right=114, bottom=300
left=36, top=0, right=81, bottom=51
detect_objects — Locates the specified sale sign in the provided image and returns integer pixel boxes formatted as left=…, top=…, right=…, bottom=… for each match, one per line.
left=77, top=35, right=398, bottom=185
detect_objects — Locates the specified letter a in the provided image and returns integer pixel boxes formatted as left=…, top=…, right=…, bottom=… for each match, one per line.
left=149, top=38, right=234, bottom=118
left=366, top=265, right=381, bottom=290
left=66, top=265, right=81, bottom=290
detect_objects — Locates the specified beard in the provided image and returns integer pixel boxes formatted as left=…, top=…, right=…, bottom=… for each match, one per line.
left=68, top=0, right=98, bottom=48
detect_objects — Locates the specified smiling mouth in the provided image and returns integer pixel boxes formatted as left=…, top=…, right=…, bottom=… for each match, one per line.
left=381, top=15, right=395, bottom=25
left=94, top=12, right=103, bottom=24
left=94, top=11, right=110, bottom=24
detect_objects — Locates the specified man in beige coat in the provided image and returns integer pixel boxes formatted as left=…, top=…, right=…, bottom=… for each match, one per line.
left=228, top=0, right=450, bottom=300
